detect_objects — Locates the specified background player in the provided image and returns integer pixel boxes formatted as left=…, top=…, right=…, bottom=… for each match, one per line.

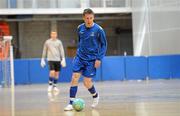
left=41, top=31, right=66, bottom=92
left=64, top=8, right=107, bottom=111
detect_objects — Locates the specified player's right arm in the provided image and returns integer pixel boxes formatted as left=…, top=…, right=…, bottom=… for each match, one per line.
left=77, top=24, right=82, bottom=49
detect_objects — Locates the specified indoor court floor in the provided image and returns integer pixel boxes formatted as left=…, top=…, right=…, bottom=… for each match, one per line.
left=0, top=79, right=180, bottom=116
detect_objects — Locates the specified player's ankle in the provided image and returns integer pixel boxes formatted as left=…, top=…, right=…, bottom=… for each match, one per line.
left=93, top=93, right=98, bottom=98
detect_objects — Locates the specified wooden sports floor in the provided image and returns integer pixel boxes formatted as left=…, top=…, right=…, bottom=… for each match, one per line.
left=0, top=79, right=180, bottom=116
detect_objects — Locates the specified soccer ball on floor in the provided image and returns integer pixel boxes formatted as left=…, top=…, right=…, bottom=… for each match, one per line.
left=72, top=98, right=85, bottom=111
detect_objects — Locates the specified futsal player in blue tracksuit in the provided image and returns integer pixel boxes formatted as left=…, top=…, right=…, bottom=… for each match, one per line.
left=64, top=8, right=107, bottom=111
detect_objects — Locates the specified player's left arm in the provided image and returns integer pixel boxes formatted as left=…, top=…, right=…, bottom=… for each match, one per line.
left=41, top=41, right=48, bottom=68
left=59, top=40, right=66, bottom=67
left=95, top=28, right=107, bottom=68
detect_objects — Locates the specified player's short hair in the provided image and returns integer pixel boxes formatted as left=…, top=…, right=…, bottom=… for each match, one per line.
left=83, top=8, right=94, bottom=16
left=51, top=31, right=57, bottom=35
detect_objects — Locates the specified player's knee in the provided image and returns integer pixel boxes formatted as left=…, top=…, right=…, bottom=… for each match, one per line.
left=73, top=73, right=80, bottom=79
left=83, top=80, right=92, bottom=88
left=54, top=72, right=59, bottom=78
left=50, top=70, right=55, bottom=77
left=72, top=76, right=78, bottom=82
left=71, top=73, right=80, bottom=83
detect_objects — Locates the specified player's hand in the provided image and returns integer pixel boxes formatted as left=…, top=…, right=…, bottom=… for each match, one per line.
left=95, top=60, right=101, bottom=68
left=61, top=58, right=66, bottom=67
left=41, top=58, right=46, bottom=68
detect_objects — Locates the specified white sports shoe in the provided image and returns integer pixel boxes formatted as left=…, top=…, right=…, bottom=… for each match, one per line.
left=48, top=85, right=53, bottom=92
left=48, top=92, right=54, bottom=101
left=53, top=86, right=59, bottom=92
left=91, top=95, right=99, bottom=108
left=64, top=104, right=74, bottom=111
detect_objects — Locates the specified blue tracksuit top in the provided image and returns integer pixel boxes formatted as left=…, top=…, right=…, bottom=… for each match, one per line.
left=76, top=23, right=107, bottom=61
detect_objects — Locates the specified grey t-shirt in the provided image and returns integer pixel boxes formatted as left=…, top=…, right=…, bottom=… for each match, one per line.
left=42, top=38, right=65, bottom=61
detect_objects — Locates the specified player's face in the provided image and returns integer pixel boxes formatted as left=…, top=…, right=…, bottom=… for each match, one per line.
left=51, top=32, right=57, bottom=39
left=83, top=14, right=94, bottom=27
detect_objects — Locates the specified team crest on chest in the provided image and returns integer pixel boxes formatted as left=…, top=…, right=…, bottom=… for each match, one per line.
left=80, top=31, right=84, bottom=34
left=90, top=32, right=95, bottom=37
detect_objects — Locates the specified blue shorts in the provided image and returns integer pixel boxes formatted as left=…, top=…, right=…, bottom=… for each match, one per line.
left=72, top=56, right=96, bottom=77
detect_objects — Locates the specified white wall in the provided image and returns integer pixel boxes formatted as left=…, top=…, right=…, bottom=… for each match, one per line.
left=132, top=0, right=180, bottom=56
left=0, top=0, right=7, bottom=8
left=132, top=0, right=151, bottom=56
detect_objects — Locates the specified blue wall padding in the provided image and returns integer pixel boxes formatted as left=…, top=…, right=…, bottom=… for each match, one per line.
left=102, top=56, right=125, bottom=81
left=148, top=55, right=171, bottom=79
left=12, top=55, right=180, bottom=85
left=59, top=58, right=73, bottom=82
left=125, top=56, right=147, bottom=80
left=94, top=67, right=102, bottom=81
left=29, top=59, right=49, bottom=84
left=14, top=59, right=29, bottom=84
left=170, top=55, right=180, bottom=79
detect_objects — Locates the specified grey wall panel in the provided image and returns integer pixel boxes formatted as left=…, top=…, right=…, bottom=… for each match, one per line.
left=18, top=21, right=50, bottom=58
